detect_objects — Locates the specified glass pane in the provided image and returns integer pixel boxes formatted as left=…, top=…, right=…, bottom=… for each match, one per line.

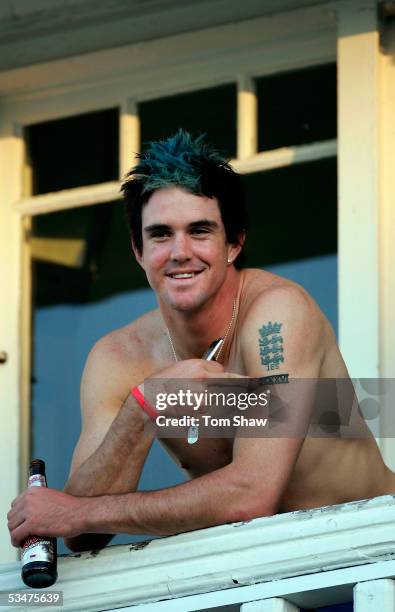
left=32, top=201, right=146, bottom=306
left=27, top=108, right=119, bottom=195
left=31, top=202, right=186, bottom=554
left=256, top=63, right=337, bottom=151
left=243, top=157, right=337, bottom=267
left=139, top=84, right=236, bottom=158
left=301, top=603, right=352, bottom=612
left=243, top=158, right=338, bottom=333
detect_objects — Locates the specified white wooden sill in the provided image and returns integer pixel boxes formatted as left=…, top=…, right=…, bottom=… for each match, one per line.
left=1, top=495, right=395, bottom=611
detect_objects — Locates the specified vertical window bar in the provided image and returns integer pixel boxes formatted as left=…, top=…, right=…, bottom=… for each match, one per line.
left=20, top=125, right=33, bottom=495
left=120, top=99, right=140, bottom=179
left=237, top=75, right=257, bottom=160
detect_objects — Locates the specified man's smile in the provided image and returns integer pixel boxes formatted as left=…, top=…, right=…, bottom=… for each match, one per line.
left=166, top=270, right=204, bottom=280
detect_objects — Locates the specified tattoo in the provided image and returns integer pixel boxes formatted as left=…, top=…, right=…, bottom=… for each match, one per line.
left=258, top=373, right=289, bottom=384
left=258, top=321, right=285, bottom=371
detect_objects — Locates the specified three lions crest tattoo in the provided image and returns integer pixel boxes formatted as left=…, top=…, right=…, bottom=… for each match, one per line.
left=259, top=321, right=284, bottom=371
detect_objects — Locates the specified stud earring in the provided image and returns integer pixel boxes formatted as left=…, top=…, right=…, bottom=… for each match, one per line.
left=227, top=256, right=232, bottom=264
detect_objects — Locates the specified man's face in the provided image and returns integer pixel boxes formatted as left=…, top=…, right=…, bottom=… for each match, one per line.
left=134, top=186, right=237, bottom=312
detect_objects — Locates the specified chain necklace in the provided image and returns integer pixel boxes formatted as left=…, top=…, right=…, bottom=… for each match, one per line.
left=166, top=297, right=238, bottom=444
left=166, top=297, right=238, bottom=363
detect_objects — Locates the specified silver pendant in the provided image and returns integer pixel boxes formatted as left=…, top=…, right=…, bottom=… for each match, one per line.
left=187, top=425, right=199, bottom=444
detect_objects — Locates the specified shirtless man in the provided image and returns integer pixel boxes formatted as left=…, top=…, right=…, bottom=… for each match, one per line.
left=7, top=130, right=394, bottom=552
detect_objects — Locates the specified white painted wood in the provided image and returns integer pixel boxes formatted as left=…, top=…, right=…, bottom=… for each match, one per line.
left=19, top=130, right=32, bottom=490
left=237, top=76, right=257, bottom=159
left=120, top=99, right=140, bottom=179
left=337, top=0, right=380, bottom=377
left=0, top=5, right=336, bottom=126
left=231, top=139, right=336, bottom=174
left=1, top=495, right=395, bottom=611
left=0, top=0, right=334, bottom=72
left=19, top=215, right=32, bottom=490
left=0, top=121, right=24, bottom=563
left=14, top=181, right=120, bottom=216
left=354, top=579, right=395, bottom=612
left=241, top=597, right=299, bottom=611
left=378, top=23, right=395, bottom=470
left=89, top=560, right=395, bottom=611
left=14, top=139, right=336, bottom=218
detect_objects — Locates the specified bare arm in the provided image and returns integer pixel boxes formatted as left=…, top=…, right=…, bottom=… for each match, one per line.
left=63, top=342, right=226, bottom=550
left=64, top=397, right=154, bottom=550
left=63, top=336, right=154, bottom=551
left=8, top=358, right=243, bottom=547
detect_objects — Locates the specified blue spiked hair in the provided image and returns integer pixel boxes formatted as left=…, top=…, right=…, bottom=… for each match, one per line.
left=121, top=130, right=247, bottom=265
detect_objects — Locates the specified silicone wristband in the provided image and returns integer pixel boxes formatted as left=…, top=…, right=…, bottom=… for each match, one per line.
left=131, top=386, right=158, bottom=420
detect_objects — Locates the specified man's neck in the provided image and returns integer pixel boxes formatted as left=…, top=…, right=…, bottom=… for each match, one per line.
left=161, top=269, right=242, bottom=361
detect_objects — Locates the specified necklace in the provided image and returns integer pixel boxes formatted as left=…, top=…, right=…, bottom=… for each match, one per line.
left=166, top=297, right=238, bottom=363
left=166, top=297, right=239, bottom=445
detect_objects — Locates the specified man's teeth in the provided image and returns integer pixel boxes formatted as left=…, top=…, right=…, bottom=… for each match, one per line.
left=172, top=272, right=197, bottom=278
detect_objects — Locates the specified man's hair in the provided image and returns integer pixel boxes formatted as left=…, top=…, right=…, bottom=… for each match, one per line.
left=121, top=130, right=247, bottom=266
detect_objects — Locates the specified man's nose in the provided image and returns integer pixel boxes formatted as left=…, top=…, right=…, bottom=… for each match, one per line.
left=170, top=233, right=192, bottom=262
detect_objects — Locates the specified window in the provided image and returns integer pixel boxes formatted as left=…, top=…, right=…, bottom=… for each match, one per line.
left=32, top=202, right=145, bottom=306
left=27, top=108, right=119, bottom=194
left=243, top=157, right=337, bottom=268
left=140, top=84, right=237, bottom=158
left=256, top=63, right=337, bottom=151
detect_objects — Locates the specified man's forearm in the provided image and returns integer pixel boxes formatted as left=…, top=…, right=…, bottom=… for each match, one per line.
left=79, top=463, right=267, bottom=538
left=65, top=397, right=153, bottom=496
left=64, top=397, right=154, bottom=550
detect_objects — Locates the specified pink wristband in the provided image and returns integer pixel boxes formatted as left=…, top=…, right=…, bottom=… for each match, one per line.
left=131, top=386, right=158, bottom=420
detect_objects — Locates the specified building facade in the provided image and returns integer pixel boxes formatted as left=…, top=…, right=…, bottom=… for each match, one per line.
left=0, top=0, right=394, bottom=564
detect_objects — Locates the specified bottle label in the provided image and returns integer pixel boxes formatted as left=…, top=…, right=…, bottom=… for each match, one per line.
left=28, top=474, right=46, bottom=488
left=21, top=536, right=55, bottom=564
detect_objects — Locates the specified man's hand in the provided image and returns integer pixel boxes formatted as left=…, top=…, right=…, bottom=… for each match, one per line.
left=142, top=358, right=247, bottom=420
left=149, top=358, right=225, bottom=380
left=7, top=487, right=87, bottom=547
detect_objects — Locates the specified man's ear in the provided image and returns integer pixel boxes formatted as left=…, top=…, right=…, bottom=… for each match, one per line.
left=131, top=239, right=145, bottom=270
left=227, top=231, right=246, bottom=263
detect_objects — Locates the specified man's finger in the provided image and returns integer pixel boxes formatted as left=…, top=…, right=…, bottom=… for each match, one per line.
left=7, top=508, right=26, bottom=533
left=10, top=522, right=29, bottom=548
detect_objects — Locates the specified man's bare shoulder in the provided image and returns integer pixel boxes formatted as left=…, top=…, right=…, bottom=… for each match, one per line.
left=92, top=309, right=164, bottom=362
left=239, top=268, right=340, bottom=376
left=81, top=308, right=166, bottom=409
left=241, top=268, right=326, bottom=324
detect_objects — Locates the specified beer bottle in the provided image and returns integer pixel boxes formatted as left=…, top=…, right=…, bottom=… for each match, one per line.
left=21, top=459, right=58, bottom=588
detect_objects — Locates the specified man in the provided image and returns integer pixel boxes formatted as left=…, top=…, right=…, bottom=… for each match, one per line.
left=8, top=130, right=394, bottom=552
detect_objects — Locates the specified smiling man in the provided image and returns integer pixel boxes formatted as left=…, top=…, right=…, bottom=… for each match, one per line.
left=8, top=130, right=395, bottom=552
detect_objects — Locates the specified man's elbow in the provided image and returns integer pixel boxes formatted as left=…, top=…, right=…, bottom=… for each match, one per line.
left=64, top=533, right=113, bottom=553
left=224, top=495, right=277, bottom=524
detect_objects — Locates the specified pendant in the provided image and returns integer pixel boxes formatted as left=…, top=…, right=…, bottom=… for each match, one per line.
left=187, top=425, right=199, bottom=444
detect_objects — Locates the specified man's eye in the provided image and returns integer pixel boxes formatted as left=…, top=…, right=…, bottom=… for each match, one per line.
left=151, top=231, right=170, bottom=239
left=191, top=228, right=209, bottom=235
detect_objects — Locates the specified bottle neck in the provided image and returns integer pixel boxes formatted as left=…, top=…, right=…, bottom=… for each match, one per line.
left=29, top=458, right=45, bottom=476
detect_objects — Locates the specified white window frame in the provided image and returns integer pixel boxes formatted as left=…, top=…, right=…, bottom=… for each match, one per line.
left=0, top=0, right=385, bottom=561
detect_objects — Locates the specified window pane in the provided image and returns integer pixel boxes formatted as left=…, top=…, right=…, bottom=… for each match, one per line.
left=28, top=108, right=119, bottom=195
left=32, top=201, right=145, bottom=306
left=139, top=84, right=236, bottom=158
left=256, top=64, right=337, bottom=151
left=243, top=157, right=337, bottom=268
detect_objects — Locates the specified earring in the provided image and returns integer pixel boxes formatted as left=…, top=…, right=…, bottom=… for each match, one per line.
left=227, top=256, right=232, bottom=264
